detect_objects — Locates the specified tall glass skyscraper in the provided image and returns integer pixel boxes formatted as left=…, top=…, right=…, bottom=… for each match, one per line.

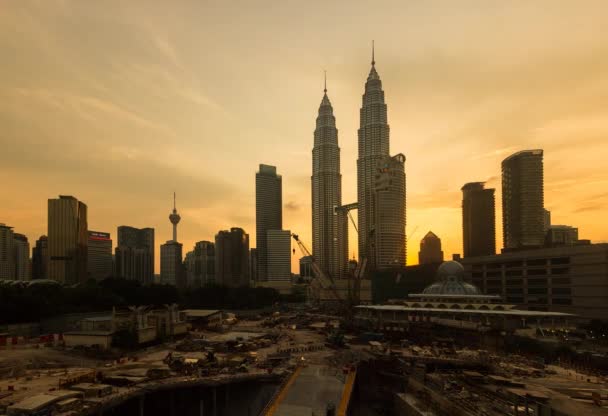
left=255, top=164, right=282, bottom=281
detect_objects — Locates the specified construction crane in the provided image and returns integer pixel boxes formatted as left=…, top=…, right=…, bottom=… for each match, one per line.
left=291, top=234, right=342, bottom=302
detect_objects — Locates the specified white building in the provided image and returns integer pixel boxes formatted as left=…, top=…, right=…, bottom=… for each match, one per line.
left=267, top=230, right=291, bottom=282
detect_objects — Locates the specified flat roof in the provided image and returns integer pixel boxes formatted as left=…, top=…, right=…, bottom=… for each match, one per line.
left=181, top=309, right=222, bottom=318
left=355, top=305, right=574, bottom=317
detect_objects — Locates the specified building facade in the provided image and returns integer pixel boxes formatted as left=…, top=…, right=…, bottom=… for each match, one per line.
left=13, top=233, right=30, bottom=280
left=215, top=228, right=250, bottom=288
left=545, top=225, right=579, bottom=247
left=115, top=226, right=154, bottom=284
left=462, top=182, right=496, bottom=257
left=0, top=224, right=14, bottom=279
left=462, top=244, right=608, bottom=320
left=184, top=240, right=216, bottom=287
left=312, top=82, right=348, bottom=280
left=374, top=153, right=406, bottom=269
left=48, top=195, right=88, bottom=284
left=160, top=240, right=184, bottom=287
left=255, top=164, right=282, bottom=282
left=32, top=235, right=48, bottom=279
left=502, top=150, right=545, bottom=250
left=418, top=231, right=444, bottom=265
left=267, top=229, right=291, bottom=282
left=87, top=231, right=112, bottom=281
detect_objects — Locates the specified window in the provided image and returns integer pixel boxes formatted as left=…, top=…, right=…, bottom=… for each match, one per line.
left=472, top=272, right=483, bottom=278
left=528, top=298, right=548, bottom=304
left=527, top=269, right=547, bottom=276
left=552, top=298, right=572, bottom=305
left=506, top=288, right=523, bottom=294
left=528, top=278, right=548, bottom=286
left=550, top=257, right=570, bottom=265
left=506, top=278, right=523, bottom=286
left=487, top=279, right=502, bottom=287
left=527, top=259, right=547, bottom=266
left=506, top=297, right=524, bottom=303
left=506, top=270, right=522, bottom=277
left=487, top=288, right=502, bottom=294
left=505, top=261, right=523, bottom=268
left=552, top=288, right=572, bottom=295
left=552, top=277, right=571, bottom=285
left=551, top=268, right=569, bottom=275
left=528, top=288, right=548, bottom=295
left=487, top=263, right=502, bottom=269
left=487, top=271, right=502, bottom=278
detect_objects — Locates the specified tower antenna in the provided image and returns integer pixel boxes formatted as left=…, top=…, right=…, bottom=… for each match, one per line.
left=324, top=70, right=327, bottom=93
left=371, top=40, right=375, bottom=66
left=173, top=191, right=176, bottom=211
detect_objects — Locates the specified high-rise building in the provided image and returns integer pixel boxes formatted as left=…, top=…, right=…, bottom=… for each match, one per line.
left=48, top=195, right=88, bottom=284
left=312, top=77, right=348, bottom=279
left=250, top=248, right=258, bottom=283
left=545, top=225, right=579, bottom=247
left=160, top=240, right=183, bottom=287
left=374, top=154, right=406, bottom=268
left=184, top=250, right=195, bottom=287
left=462, top=182, right=496, bottom=257
left=256, top=164, right=282, bottom=281
left=115, top=226, right=154, bottom=284
left=185, top=240, right=216, bottom=287
left=357, top=45, right=405, bottom=271
left=0, top=224, right=15, bottom=280
left=502, top=150, right=545, bottom=250
left=87, top=231, right=112, bottom=280
left=169, top=192, right=181, bottom=242
left=32, top=235, right=48, bottom=279
left=215, top=227, right=250, bottom=288
left=299, top=256, right=314, bottom=281
left=267, top=230, right=291, bottom=282
left=418, top=231, right=444, bottom=265
left=543, top=209, right=551, bottom=233
left=13, top=233, right=30, bottom=280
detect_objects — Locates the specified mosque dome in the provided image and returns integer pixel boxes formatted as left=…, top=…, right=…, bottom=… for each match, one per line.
left=422, top=260, right=480, bottom=295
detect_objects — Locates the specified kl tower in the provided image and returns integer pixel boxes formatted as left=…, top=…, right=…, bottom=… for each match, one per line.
left=169, top=192, right=181, bottom=241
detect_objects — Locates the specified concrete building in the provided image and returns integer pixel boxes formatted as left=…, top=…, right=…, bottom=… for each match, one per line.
left=299, top=256, right=314, bottom=281
left=545, top=225, right=579, bottom=247
left=215, top=227, right=250, bottom=287
left=374, top=153, right=406, bottom=269
left=13, top=233, right=30, bottom=280
left=357, top=47, right=405, bottom=272
left=87, top=231, right=112, bottom=281
left=502, top=150, right=545, bottom=250
left=115, top=226, right=154, bottom=284
left=267, top=230, right=291, bottom=282
left=160, top=241, right=183, bottom=287
left=185, top=240, right=216, bottom=287
left=255, top=164, right=282, bottom=282
left=0, top=224, right=14, bottom=280
left=418, top=231, right=444, bottom=265
left=32, top=235, right=48, bottom=279
left=48, top=195, right=88, bottom=284
left=311, top=78, right=348, bottom=280
left=462, top=182, right=496, bottom=257
left=543, top=208, right=551, bottom=232
left=250, top=248, right=258, bottom=283
left=461, top=244, right=608, bottom=320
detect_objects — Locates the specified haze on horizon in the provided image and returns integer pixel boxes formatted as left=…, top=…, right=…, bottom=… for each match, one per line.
left=1, top=0, right=608, bottom=272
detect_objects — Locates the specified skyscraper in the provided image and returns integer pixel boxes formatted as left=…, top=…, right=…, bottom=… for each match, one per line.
left=32, top=235, right=48, bottom=279
left=502, top=150, right=545, bottom=250
left=185, top=241, right=215, bottom=287
left=115, top=226, right=154, bottom=284
left=255, top=164, right=282, bottom=281
left=13, top=233, right=30, bottom=280
left=161, top=194, right=184, bottom=287
left=215, top=227, right=250, bottom=287
left=357, top=44, right=405, bottom=271
left=0, top=224, right=15, bottom=280
left=169, top=192, right=181, bottom=242
left=418, top=231, right=444, bottom=265
left=87, top=231, right=112, bottom=280
left=48, top=195, right=88, bottom=284
left=462, top=182, right=496, bottom=257
left=312, top=75, right=348, bottom=279
left=267, top=229, right=291, bottom=282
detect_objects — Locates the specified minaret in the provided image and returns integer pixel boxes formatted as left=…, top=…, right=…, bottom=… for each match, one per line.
left=312, top=72, right=348, bottom=279
left=169, top=192, right=181, bottom=242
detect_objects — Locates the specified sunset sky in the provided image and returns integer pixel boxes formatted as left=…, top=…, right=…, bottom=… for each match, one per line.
left=1, top=1, right=608, bottom=273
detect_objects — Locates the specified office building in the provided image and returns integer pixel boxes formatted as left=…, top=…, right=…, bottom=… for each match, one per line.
left=502, top=150, right=545, bottom=250
left=32, top=235, right=48, bottom=279
left=256, top=164, right=282, bottom=281
left=115, top=226, right=154, bottom=284
left=48, top=195, right=88, bottom=284
left=299, top=256, right=314, bottom=281
left=543, top=209, right=551, bottom=232
left=418, top=231, right=444, bottom=265
left=267, top=230, right=291, bottom=282
left=357, top=46, right=405, bottom=271
left=215, top=227, right=250, bottom=288
left=13, top=233, right=30, bottom=280
left=545, top=225, right=579, bottom=247
left=0, top=224, right=15, bottom=279
left=462, top=182, right=496, bottom=257
left=160, top=240, right=184, bottom=287
left=250, top=248, right=258, bottom=283
left=87, top=231, right=112, bottom=280
left=374, top=153, right=406, bottom=269
left=462, top=244, right=608, bottom=320
left=185, top=241, right=215, bottom=287
left=312, top=77, right=348, bottom=279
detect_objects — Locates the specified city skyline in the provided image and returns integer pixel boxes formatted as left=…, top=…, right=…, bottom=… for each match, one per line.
left=2, top=1, right=608, bottom=273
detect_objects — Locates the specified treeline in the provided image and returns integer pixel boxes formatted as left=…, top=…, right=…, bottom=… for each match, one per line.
left=0, top=278, right=300, bottom=325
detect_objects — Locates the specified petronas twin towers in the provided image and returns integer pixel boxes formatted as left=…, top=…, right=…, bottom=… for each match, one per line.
left=312, top=47, right=406, bottom=279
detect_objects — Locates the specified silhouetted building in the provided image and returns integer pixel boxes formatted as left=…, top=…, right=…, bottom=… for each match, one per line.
left=115, top=226, right=154, bottom=284
left=256, top=164, right=282, bottom=281
left=299, top=256, right=314, bottom=281
left=267, top=230, right=291, bottom=282
left=32, top=235, right=48, bottom=279
left=0, top=223, right=14, bottom=279
left=502, top=150, right=545, bottom=250
left=543, top=209, right=551, bottom=232
left=87, top=231, right=112, bottom=280
left=462, top=182, right=496, bottom=257
left=312, top=78, right=348, bottom=280
left=374, top=153, right=406, bottom=269
left=545, top=225, right=579, bottom=247
left=186, top=241, right=215, bottom=287
left=418, top=231, right=444, bottom=265
left=160, top=240, right=184, bottom=287
left=215, top=227, right=250, bottom=287
left=48, top=195, right=88, bottom=284
left=250, top=248, right=258, bottom=283
left=13, top=233, right=30, bottom=280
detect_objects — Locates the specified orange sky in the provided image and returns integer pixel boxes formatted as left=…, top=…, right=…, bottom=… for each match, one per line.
left=1, top=1, right=607, bottom=273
